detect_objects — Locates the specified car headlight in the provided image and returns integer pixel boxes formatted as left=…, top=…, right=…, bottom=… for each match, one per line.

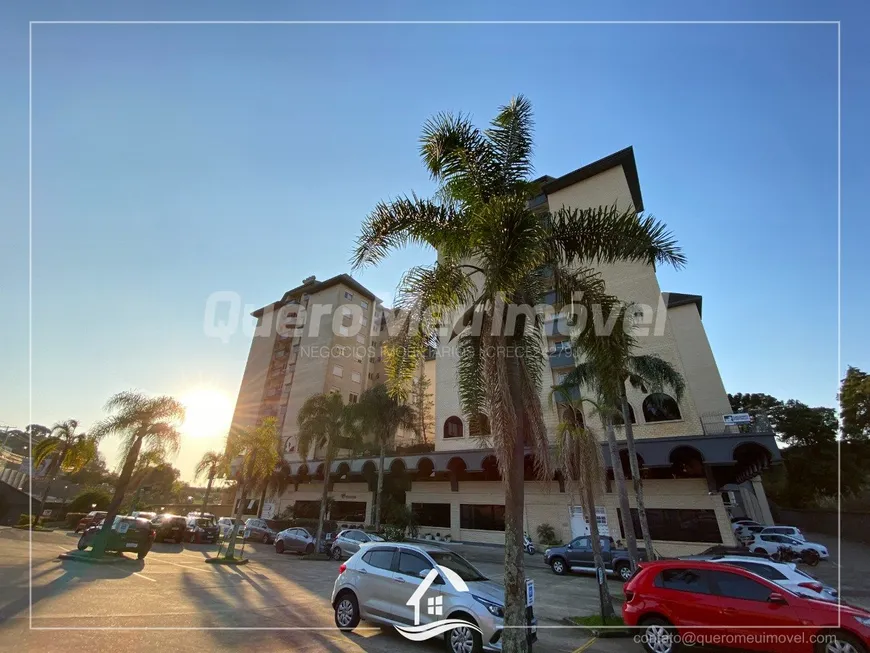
left=473, top=595, right=504, bottom=618
left=545, top=548, right=551, bottom=556
left=854, top=615, right=870, bottom=627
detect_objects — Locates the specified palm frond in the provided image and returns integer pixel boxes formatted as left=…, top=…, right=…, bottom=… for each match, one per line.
left=32, top=436, right=62, bottom=468
left=549, top=204, right=686, bottom=270
left=627, top=354, right=687, bottom=400
left=485, top=94, right=535, bottom=190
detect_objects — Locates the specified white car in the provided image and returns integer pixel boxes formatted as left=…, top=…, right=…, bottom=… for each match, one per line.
left=757, top=525, right=805, bottom=542
left=217, top=517, right=244, bottom=539
left=697, top=555, right=838, bottom=602
left=731, top=519, right=759, bottom=532
left=749, top=533, right=829, bottom=560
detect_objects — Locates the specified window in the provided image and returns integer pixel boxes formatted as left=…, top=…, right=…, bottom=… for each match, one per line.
left=331, top=386, right=341, bottom=394
left=333, top=365, right=343, bottom=378
left=460, top=504, right=506, bottom=531
left=618, top=508, right=721, bottom=543
left=348, top=393, right=359, bottom=404
left=469, top=413, right=490, bottom=436
left=612, top=403, right=637, bottom=425
left=397, top=551, right=433, bottom=577
left=293, top=501, right=321, bottom=519
left=361, top=316, right=368, bottom=327
left=330, top=501, right=366, bottom=522
left=444, top=416, right=464, bottom=439
left=412, top=503, right=451, bottom=528
left=710, top=570, right=773, bottom=602
left=360, top=300, right=369, bottom=310
left=642, top=393, right=682, bottom=422
left=569, top=537, right=590, bottom=549
left=342, top=314, right=353, bottom=327
left=362, top=548, right=395, bottom=570
left=351, top=371, right=361, bottom=384
left=726, top=562, right=786, bottom=581
left=344, top=291, right=354, bottom=300
left=339, top=325, right=349, bottom=337
left=656, top=568, right=712, bottom=594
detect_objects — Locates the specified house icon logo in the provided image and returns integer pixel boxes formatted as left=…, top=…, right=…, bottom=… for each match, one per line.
left=394, top=565, right=483, bottom=642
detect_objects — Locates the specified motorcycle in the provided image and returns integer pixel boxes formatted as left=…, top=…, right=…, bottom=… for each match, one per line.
left=773, top=545, right=820, bottom=567
left=523, top=532, right=536, bottom=555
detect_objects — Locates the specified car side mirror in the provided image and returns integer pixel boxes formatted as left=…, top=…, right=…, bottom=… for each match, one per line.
left=418, top=569, right=430, bottom=579
left=768, top=592, right=788, bottom=605
left=566, top=543, right=573, bottom=549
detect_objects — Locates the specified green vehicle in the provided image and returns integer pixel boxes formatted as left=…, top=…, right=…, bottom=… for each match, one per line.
left=77, top=515, right=155, bottom=560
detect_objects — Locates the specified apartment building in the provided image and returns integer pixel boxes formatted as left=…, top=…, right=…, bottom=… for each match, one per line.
left=232, top=148, right=779, bottom=553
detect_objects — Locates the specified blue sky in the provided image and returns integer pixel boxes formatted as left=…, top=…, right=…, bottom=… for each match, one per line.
left=1, top=1, right=867, bottom=481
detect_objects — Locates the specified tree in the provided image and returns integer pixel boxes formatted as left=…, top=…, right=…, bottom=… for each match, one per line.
left=255, top=458, right=293, bottom=518
left=297, top=393, right=358, bottom=552
left=773, top=401, right=838, bottom=448
left=728, top=392, right=781, bottom=417
left=88, top=391, right=185, bottom=556
left=550, top=387, right=614, bottom=620
left=68, top=487, right=112, bottom=512
left=352, top=384, right=416, bottom=528
left=222, top=417, right=280, bottom=558
left=32, top=419, right=98, bottom=523
left=569, top=307, right=685, bottom=563
left=840, top=366, right=870, bottom=440
left=66, top=452, right=116, bottom=488
left=351, top=96, right=684, bottom=650
left=409, top=366, right=435, bottom=445
left=194, top=450, right=225, bottom=515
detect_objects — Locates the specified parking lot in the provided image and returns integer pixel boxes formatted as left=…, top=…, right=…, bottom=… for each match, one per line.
left=0, top=527, right=632, bottom=653
left=0, top=527, right=863, bottom=653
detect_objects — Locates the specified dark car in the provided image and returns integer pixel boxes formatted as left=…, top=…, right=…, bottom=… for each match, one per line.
left=74, top=510, right=107, bottom=533
left=186, top=517, right=219, bottom=543
left=77, top=516, right=154, bottom=559
left=623, top=559, right=870, bottom=653
left=151, top=514, right=188, bottom=543
left=543, top=534, right=647, bottom=581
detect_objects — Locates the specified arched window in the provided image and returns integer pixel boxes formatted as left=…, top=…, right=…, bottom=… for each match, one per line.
left=285, top=437, right=296, bottom=453
left=444, top=416, right=464, bottom=439
left=643, top=393, right=682, bottom=422
left=612, top=403, right=636, bottom=425
left=558, top=405, right=585, bottom=428
left=468, top=413, right=490, bottom=436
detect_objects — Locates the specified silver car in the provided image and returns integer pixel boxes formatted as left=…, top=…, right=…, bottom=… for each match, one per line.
left=243, top=518, right=276, bottom=544
left=275, top=527, right=317, bottom=555
left=330, top=529, right=384, bottom=560
left=331, top=542, right=536, bottom=653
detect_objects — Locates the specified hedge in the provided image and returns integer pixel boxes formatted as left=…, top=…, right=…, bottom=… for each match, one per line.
left=66, top=512, right=87, bottom=529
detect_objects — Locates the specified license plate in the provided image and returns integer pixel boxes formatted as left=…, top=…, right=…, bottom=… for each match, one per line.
left=125, top=542, right=138, bottom=548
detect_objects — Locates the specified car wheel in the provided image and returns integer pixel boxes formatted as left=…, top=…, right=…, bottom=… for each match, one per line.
left=817, top=630, right=868, bottom=653
left=639, top=616, right=680, bottom=653
left=550, top=557, right=567, bottom=575
left=444, top=620, right=483, bottom=653
left=77, top=537, right=88, bottom=551
left=305, top=543, right=314, bottom=555
left=753, top=548, right=767, bottom=555
left=614, top=562, right=632, bottom=581
left=275, top=540, right=285, bottom=554
left=331, top=547, right=342, bottom=561
left=333, top=592, right=360, bottom=631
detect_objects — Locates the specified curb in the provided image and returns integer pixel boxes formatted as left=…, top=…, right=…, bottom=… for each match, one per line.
left=205, top=557, right=249, bottom=565
left=562, top=618, right=632, bottom=638
left=57, top=552, right=135, bottom=564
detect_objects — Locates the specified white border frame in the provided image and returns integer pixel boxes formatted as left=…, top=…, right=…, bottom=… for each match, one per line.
left=28, top=19, right=842, bottom=636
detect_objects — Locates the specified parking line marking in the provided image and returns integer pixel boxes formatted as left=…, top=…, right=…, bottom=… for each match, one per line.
left=145, top=557, right=214, bottom=573
left=133, top=572, right=156, bottom=582
left=572, top=637, right=598, bottom=653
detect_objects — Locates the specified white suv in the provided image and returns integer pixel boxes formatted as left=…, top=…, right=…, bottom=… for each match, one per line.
left=757, top=525, right=805, bottom=541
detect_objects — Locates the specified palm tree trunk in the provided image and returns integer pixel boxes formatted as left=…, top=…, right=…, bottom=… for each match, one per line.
left=314, top=448, right=333, bottom=557
left=257, top=484, right=267, bottom=518
left=584, top=480, right=615, bottom=619
left=605, top=419, right=639, bottom=569
left=224, top=479, right=248, bottom=558
left=621, top=391, right=655, bottom=561
left=36, top=453, right=64, bottom=524
left=200, top=472, right=214, bottom=515
left=92, top=435, right=144, bottom=556
left=373, top=440, right=386, bottom=529
left=502, top=357, right=530, bottom=653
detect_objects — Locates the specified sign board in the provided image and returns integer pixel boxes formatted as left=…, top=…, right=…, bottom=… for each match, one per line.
left=261, top=502, right=275, bottom=520
left=525, top=579, right=535, bottom=607
left=41, top=509, right=52, bottom=517
left=117, top=521, right=129, bottom=534
left=723, top=413, right=751, bottom=425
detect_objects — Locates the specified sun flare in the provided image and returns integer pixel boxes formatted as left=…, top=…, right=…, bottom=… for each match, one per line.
left=181, top=388, right=233, bottom=439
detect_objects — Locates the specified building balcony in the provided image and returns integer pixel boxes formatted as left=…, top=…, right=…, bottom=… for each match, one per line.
left=548, top=344, right=575, bottom=369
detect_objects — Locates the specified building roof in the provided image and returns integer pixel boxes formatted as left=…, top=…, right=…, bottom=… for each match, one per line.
left=252, top=273, right=379, bottom=318
left=664, top=292, right=703, bottom=319
left=540, top=146, right=644, bottom=212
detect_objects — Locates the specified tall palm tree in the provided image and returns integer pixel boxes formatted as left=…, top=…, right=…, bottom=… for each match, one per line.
left=297, top=392, right=358, bottom=553
left=255, top=458, right=293, bottom=518
left=223, top=417, right=280, bottom=558
left=194, top=450, right=225, bottom=516
left=351, top=96, right=684, bottom=650
left=352, top=384, right=416, bottom=528
left=32, top=419, right=98, bottom=523
left=571, top=306, right=686, bottom=562
left=549, top=387, right=614, bottom=620
left=88, top=391, right=185, bottom=555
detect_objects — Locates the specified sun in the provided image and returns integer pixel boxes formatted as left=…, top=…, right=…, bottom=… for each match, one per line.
left=181, top=388, right=234, bottom=439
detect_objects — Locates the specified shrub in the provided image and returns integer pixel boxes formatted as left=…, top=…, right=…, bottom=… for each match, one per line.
left=382, top=502, right=418, bottom=539
left=68, top=488, right=111, bottom=513
left=66, top=512, right=87, bottom=528
left=381, top=525, right=405, bottom=542
left=536, top=523, right=558, bottom=545
left=17, top=514, right=35, bottom=526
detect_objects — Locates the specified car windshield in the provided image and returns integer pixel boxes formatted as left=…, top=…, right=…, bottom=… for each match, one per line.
left=195, top=519, right=212, bottom=527
left=427, top=551, right=488, bottom=582
left=367, top=533, right=384, bottom=542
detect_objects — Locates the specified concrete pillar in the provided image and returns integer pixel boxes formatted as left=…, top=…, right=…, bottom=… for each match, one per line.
left=751, top=476, right=774, bottom=525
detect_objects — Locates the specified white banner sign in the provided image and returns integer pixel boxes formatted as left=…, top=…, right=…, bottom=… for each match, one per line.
left=723, top=413, right=751, bottom=425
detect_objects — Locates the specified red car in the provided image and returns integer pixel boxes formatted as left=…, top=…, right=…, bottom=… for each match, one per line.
left=623, top=559, right=870, bottom=653
left=74, top=510, right=107, bottom=533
